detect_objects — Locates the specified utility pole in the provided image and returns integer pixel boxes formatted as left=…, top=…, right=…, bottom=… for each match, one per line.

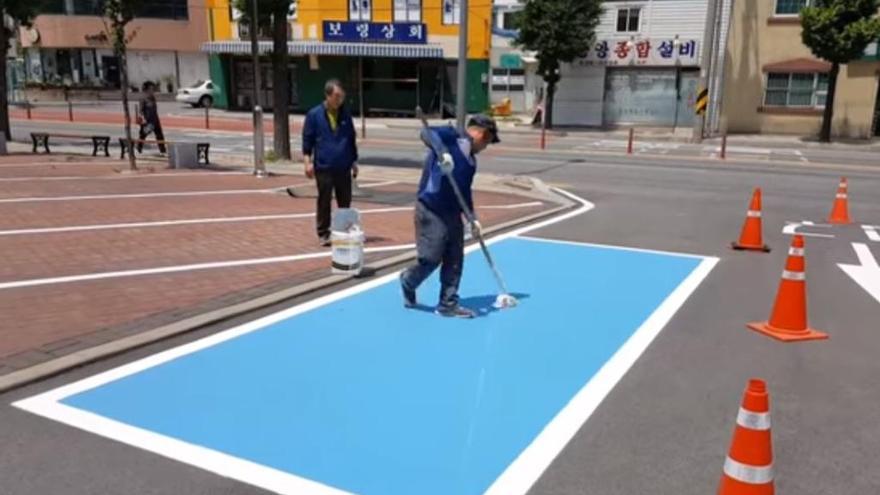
left=455, top=0, right=468, bottom=131
left=692, top=0, right=719, bottom=143
left=250, top=0, right=266, bottom=177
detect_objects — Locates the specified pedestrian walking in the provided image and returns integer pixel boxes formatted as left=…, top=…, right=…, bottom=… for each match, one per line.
left=400, top=115, right=500, bottom=318
left=302, top=79, right=360, bottom=247
left=136, top=81, right=166, bottom=154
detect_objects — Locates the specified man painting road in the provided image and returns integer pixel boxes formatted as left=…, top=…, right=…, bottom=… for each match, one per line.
left=302, top=79, right=360, bottom=247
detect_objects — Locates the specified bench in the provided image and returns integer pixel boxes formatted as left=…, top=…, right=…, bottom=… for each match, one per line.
left=30, top=132, right=111, bottom=157
left=118, top=138, right=210, bottom=165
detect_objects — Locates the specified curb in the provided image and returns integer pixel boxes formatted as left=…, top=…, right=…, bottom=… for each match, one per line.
left=0, top=180, right=573, bottom=394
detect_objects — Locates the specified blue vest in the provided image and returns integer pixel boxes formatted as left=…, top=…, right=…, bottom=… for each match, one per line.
left=417, top=126, right=476, bottom=217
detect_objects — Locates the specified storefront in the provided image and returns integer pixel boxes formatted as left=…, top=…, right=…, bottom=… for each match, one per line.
left=554, top=37, right=701, bottom=128
left=203, top=39, right=479, bottom=116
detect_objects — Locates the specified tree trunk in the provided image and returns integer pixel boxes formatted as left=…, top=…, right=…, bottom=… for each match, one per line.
left=545, top=81, right=556, bottom=130
left=118, top=43, right=137, bottom=171
left=272, top=6, right=291, bottom=160
left=819, top=62, right=839, bottom=143
left=0, top=27, right=11, bottom=143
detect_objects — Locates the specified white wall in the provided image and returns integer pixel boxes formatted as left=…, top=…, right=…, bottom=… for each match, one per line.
left=125, top=50, right=208, bottom=92
left=177, top=52, right=210, bottom=88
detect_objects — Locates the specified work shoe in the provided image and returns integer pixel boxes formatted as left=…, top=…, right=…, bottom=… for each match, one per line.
left=435, top=305, right=476, bottom=319
left=319, top=235, right=331, bottom=247
left=400, top=277, right=417, bottom=309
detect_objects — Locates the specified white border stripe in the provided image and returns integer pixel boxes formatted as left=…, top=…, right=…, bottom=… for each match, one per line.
left=736, top=407, right=771, bottom=430
left=0, top=172, right=248, bottom=182
left=0, top=244, right=414, bottom=291
left=0, top=188, right=283, bottom=204
left=13, top=189, right=718, bottom=495
left=0, top=203, right=542, bottom=236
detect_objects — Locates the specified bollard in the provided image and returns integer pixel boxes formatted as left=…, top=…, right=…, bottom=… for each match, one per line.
left=720, top=134, right=727, bottom=160
left=540, top=125, right=546, bottom=150
left=205, top=105, right=210, bottom=129
left=627, top=127, right=634, bottom=154
left=26, top=101, right=32, bottom=120
left=68, top=101, right=74, bottom=122
left=253, top=105, right=266, bottom=178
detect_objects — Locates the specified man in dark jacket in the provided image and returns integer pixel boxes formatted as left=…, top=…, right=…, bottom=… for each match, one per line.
left=137, top=81, right=166, bottom=154
left=302, top=79, right=359, bottom=246
left=400, top=115, right=500, bottom=318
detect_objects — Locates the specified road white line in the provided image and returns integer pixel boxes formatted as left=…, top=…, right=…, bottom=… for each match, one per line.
left=794, top=150, right=809, bottom=163
left=0, top=202, right=542, bottom=236
left=0, top=186, right=309, bottom=204
left=782, top=220, right=835, bottom=238
left=0, top=161, right=112, bottom=168
left=863, top=225, right=880, bottom=242
left=357, top=180, right=398, bottom=188
left=0, top=171, right=248, bottom=182
left=0, top=244, right=414, bottom=291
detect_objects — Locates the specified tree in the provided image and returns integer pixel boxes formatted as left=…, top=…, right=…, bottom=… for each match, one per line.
left=234, top=0, right=292, bottom=160
left=103, top=0, right=143, bottom=170
left=514, top=0, right=603, bottom=128
left=801, top=0, right=880, bottom=142
left=0, top=0, right=41, bottom=142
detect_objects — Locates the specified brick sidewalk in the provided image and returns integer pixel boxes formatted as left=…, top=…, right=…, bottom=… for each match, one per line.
left=0, top=154, right=556, bottom=377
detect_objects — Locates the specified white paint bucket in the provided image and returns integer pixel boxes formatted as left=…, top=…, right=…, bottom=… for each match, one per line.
left=331, top=227, right=365, bottom=275
left=330, top=208, right=364, bottom=275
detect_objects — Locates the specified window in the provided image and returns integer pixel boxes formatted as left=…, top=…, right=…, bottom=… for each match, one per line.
left=616, top=8, right=640, bottom=32
left=350, top=0, right=371, bottom=22
left=443, top=0, right=461, bottom=25
left=394, top=0, right=421, bottom=22
left=775, top=0, right=810, bottom=15
left=764, top=72, right=828, bottom=107
left=71, top=0, right=188, bottom=19
left=491, top=68, right=526, bottom=92
left=502, top=10, right=524, bottom=30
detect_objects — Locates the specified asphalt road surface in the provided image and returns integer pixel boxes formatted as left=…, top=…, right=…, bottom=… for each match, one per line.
left=2, top=114, right=880, bottom=494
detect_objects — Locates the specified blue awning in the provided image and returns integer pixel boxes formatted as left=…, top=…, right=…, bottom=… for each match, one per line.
left=201, top=41, right=444, bottom=59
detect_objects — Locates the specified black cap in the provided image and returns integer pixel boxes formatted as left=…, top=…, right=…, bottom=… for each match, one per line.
left=467, top=114, right=500, bottom=144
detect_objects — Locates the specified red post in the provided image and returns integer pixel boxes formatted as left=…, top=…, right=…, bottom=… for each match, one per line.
left=205, top=105, right=210, bottom=129
left=627, top=128, right=634, bottom=154
left=720, top=134, right=727, bottom=160
left=540, top=104, right=547, bottom=150
left=26, top=101, right=32, bottom=120
left=68, top=101, right=74, bottom=122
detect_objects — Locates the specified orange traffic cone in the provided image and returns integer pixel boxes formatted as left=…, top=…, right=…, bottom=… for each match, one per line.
left=828, top=177, right=852, bottom=224
left=718, top=379, right=775, bottom=495
left=747, top=235, right=828, bottom=342
left=732, top=188, right=771, bottom=252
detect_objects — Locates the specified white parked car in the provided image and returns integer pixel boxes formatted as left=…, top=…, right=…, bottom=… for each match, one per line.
left=176, top=80, right=216, bottom=108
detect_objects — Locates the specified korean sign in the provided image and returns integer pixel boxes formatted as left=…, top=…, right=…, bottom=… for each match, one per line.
left=576, top=38, right=699, bottom=67
left=323, top=21, right=427, bottom=44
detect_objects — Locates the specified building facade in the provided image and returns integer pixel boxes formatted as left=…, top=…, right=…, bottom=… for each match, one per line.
left=203, top=0, right=492, bottom=115
left=17, top=0, right=211, bottom=94
left=552, top=0, right=731, bottom=128
left=721, top=0, right=880, bottom=138
left=489, top=0, right=539, bottom=114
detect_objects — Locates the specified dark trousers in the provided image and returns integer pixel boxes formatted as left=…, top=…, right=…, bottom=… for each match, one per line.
left=315, top=167, right=353, bottom=239
left=401, top=201, right=464, bottom=308
left=137, top=121, right=166, bottom=153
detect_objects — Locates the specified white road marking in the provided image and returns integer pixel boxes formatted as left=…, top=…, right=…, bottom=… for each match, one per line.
left=0, top=161, right=111, bottom=168
left=11, top=188, right=718, bottom=495
left=0, top=244, right=414, bottom=291
left=0, top=185, right=310, bottom=204
left=782, top=220, right=835, bottom=239
left=0, top=171, right=248, bottom=182
left=862, top=225, right=880, bottom=242
left=0, top=202, right=541, bottom=236
left=794, top=150, right=809, bottom=163
left=839, top=243, right=880, bottom=304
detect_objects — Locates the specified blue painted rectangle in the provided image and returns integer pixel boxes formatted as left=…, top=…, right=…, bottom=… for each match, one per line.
left=60, top=238, right=702, bottom=495
left=323, top=21, right=427, bottom=44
